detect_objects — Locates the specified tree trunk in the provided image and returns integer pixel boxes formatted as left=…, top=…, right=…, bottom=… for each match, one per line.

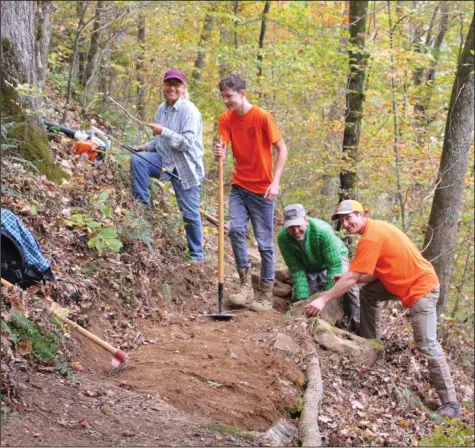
left=423, top=15, right=474, bottom=316
left=76, top=0, right=88, bottom=78
left=192, top=11, right=214, bottom=82
left=387, top=1, right=405, bottom=228
left=413, top=1, right=448, bottom=128
left=321, top=1, right=350, bottom=203
left=136, top=10, right=146, bottom=120
left=62, top=1, right=88, bottom=123
left=1, top=1, right=66, bottom=183
left=233, top=0, right=239, bottom=49
left=256, top=1, right=271, bottom=80
left=34, top=0, right=54, bottom=91
left=82, top=0, right=105, bottom=94
left=338, top=0, right=369, bottom=202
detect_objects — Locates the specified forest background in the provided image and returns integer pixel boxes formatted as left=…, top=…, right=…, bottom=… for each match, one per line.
left=2, top=0, right=474, bottom=324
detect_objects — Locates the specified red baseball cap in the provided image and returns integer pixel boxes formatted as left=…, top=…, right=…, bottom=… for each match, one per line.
left=163, top=69, right=186, bottom=84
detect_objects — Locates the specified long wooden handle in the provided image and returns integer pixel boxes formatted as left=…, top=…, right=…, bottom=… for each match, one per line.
left=218, top=156, right=224, bottom=284
left=1, top=278, right=126, bottom=360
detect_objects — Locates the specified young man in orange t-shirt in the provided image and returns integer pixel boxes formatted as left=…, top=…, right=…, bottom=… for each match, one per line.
left=213, top=73, right=288, bottom=312
left=305, top=200, right=461, bottom=419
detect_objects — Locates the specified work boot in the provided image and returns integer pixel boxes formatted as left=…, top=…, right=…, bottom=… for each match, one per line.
left=436, top=402, right=463, bottom=419
left=250, top=280, right=274, bottom=312
left=229, top=268, right=254, bottom=308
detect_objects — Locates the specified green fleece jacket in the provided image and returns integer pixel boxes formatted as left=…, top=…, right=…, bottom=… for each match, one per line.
left=277, top=218, right=348, bottom=300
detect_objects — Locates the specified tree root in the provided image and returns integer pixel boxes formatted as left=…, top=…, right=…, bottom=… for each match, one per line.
left=299, top=353, right=324, bottom=446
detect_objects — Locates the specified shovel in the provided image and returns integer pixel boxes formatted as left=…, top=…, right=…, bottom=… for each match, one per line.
left=205, top=142, right=233, bottom=321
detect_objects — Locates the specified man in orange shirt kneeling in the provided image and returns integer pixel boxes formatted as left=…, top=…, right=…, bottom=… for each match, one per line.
left=213, top=73, right=288, bottom=312
left=305, top=200, right=462, bottom=419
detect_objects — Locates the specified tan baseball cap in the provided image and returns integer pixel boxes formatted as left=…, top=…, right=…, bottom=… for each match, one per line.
left=283, top=204, right=306, bottom=228
left=331, top=200, right=364, bottom=220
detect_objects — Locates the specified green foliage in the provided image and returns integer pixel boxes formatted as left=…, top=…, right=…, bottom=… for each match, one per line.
left=88, top=227, right=123, bottom=254
left=63, top=209, right=123, bottom=254
left=288, top=396, right=304, bottom=418
left=90, top=191, right=111, bottom=218
left=63, top=213, right=102, bottom=230
left=420, top=419, right=474, bottom=447
left=3, top=311, right=71, bottom=377
left=202, top=422, right=255, bottom=441
left=121, top=211, right=154, bottom=249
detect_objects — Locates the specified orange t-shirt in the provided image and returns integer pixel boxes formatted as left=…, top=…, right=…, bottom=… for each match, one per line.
left=349, top=219, right=439, bottom=308
left=218, top=106, right=282, bottom=194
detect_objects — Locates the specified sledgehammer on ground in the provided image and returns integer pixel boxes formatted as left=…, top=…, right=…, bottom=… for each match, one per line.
left=1, top=278, right=129, bottom=372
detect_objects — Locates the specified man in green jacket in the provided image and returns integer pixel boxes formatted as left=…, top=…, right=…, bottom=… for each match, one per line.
left=278, top=204, right=360, bottom=331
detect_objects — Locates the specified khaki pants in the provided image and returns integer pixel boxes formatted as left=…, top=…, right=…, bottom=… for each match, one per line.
left=359, top=280, right=457, bottom=404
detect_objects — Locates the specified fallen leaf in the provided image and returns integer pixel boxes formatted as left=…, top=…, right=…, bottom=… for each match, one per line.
left=15, top=341, right=32, bottom=356
left=71, top=361, right=83, bottom=371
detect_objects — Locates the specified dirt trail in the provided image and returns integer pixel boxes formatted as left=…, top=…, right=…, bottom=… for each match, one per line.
left=83, top=310, right=302, bottom=432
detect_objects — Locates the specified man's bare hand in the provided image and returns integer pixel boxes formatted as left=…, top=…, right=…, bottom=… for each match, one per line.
left=133, top=144, right=147, bottom=152
left=333, top=273, right=343, bottom=283
left=305, top=296, right=327, bottom=317
left=213, top=140, right=227, bottom=160
left=264, top=180, right=279, bottom=201
left=151, top=123, right=164, bottom=135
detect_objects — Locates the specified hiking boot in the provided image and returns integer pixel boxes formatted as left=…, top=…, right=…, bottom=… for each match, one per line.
left=436, top=402, right=463, bottom=419
left=250, top=280, right=274, bottom=312
left=229, top=268, right=254, bottom=308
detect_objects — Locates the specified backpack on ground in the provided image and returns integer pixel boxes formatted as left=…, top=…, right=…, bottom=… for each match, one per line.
left=1, top=208, right=54, bottom=289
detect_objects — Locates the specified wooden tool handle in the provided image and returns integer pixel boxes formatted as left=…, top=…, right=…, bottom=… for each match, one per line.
left=218, top=155, right=224, bottom=284
left=1, top=278, right=121, bottom=357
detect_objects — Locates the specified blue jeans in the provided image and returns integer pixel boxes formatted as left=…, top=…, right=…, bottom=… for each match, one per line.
left=229, top=184, right=275, bottom=283
left=130, top=152, right=203, bottom=261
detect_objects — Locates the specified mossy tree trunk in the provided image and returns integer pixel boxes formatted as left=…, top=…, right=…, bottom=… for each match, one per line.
left=423, top=15, right=474, bottom=316
left=0, top=1, right=66, bottom=183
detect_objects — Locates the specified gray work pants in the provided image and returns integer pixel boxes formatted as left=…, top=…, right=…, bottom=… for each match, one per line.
left=359, top=280, right=457, bottom=404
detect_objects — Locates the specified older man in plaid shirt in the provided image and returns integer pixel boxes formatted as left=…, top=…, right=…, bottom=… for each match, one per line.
left=278, top=204, right=360, bottom=332
left=131, top=69, right=205, bottom=264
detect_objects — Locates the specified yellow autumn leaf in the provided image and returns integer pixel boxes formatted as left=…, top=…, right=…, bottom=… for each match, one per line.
left=71, top=361, right=84, bottom=371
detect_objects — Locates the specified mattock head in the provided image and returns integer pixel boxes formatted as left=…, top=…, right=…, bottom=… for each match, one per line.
left=108, top=350, right=129, bottom=375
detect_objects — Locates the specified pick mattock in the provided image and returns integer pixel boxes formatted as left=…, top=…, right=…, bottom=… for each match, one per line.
left=205, top=138, right=233, bottom=321
left=1, top=278, right=129, bottom=371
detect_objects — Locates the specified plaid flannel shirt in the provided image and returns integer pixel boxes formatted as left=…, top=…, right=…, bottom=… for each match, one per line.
left=145, top=97, right=205, bottom=190
left=278, top=217, right=348, bottom=300
left=1, top=208, right=51, bottom=272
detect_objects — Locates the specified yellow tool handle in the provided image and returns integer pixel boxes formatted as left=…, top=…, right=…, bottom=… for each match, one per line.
left=218, top=155, right=224, bottom=284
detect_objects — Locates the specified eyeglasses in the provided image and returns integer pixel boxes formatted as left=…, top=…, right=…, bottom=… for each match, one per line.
left=163, top=80, right=184, bottom=88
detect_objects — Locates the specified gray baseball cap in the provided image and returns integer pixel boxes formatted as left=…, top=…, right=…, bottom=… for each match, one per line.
left=283, top=204, right=306, bottom=228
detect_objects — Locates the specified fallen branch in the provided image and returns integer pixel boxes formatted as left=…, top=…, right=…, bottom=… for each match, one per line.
left=106, top=95, right=153, bottom=128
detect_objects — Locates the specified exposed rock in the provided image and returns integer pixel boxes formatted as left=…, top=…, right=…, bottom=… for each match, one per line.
left=273, top=333, right=300, bottom=357
left=262, top=418, right=298, bottom=447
